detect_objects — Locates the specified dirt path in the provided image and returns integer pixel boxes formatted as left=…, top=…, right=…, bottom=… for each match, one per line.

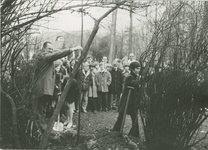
left=48, top=109, right=208, bottom=150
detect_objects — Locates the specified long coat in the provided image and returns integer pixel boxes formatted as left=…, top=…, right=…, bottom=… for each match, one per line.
left=33, top=48, right=74, bottom=98
left=117, top=71, right=140, bottom=115
left=109, top=68, right=123, bottom=94
left=80, top=69, right=92, bottom=92
left=95, top=70, right=112, bottom=92
left=34, top=60, right=56, bottom=98
left=88, top=71, right=98, bottom=98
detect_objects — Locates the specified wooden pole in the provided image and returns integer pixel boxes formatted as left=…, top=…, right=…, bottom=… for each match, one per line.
left=120, top=86, right=134, bottom=135
left=129, top=2, right=133, bottom=55
left=76, top=0, right=84, bottom=145
left=109, top=0, right=118, bottom=63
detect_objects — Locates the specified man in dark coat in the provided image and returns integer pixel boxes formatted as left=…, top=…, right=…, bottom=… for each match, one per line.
left=109, top=61, right=123, bottom=109
left=112, top=61, right=141, bottom=137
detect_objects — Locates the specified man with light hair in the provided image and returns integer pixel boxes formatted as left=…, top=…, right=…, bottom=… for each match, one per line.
left=80, top=62, right=92, bottom=113
left=128, top=53, right=136, bottom=64
left=33, top=41, right=82, bottom=123
left=102, top=56, right=108, bottom=69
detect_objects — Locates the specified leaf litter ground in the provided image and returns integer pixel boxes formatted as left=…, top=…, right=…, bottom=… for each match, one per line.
left=48, top=110, right=208, bottom=150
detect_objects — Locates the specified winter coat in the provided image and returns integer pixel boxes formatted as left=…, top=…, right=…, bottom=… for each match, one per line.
left=95, top=70, right=112, bottom=92
left=117, top=71, right=140, bottom=115
left=80, top=69, right=92, bottom=91
left=33, top=48, right=74, bottom=98
left=53, top=73, right=62, bottom=101
left=88, top=72, right=98, bottom=98
left=34, top=60, right=56, bottom=98
left=109, top=68, right=123, bottom=94
left=122, top=70, right=130, bottom=92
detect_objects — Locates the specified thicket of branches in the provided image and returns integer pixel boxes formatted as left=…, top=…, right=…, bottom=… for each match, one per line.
left=139, top=1, right=208, bottom=150
left=1, top=0, right=208, bottom=149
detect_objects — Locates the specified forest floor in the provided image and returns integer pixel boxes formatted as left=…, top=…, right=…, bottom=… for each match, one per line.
left=48, top=109, right=208, bottom=150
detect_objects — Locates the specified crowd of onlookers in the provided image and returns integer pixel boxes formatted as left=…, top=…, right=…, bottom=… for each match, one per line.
left=33, top=41, right=140, bottom=130
left=51, top=54, right=136, bottom=128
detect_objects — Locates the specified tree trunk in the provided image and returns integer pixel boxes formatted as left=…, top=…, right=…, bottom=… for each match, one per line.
left=109, top=2, right=118, bottom=63
left=38, top=1, right=126, bottom=149
left=129, top=4, right=133, bottom=55
left=1, top=88, right=21, bottom=149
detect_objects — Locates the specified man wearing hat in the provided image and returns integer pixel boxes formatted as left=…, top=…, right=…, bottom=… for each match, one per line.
left=112, top=61, right=141, bottom=137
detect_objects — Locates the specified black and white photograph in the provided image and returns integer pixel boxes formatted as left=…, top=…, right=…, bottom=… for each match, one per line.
left=1, top=0, right=208, bottom=149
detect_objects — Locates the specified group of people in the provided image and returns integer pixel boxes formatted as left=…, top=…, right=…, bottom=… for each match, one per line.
left=33, top=41, right=140, bottom=137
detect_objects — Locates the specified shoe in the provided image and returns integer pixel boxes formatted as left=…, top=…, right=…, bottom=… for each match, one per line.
left=66, top=122, right=72, bottom=128
left=72, top=125, right=76, bottom=128
left=83, top=110, right=87, bottom=113
left=64, top=121, right=69, bottom=126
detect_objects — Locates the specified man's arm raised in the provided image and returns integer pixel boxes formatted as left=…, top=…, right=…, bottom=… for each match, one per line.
left=44, top=45, right=83, bottom=62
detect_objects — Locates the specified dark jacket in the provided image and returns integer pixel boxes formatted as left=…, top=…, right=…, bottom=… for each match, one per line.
left=117, top=71, right=140, bottom=115
left=80, top=69, right=92, bottom=91
left=109, top=68, right=123, bottom=94
left=53, top=73, right=62, bottom=101
left=62, top=77, right=79, bottom=104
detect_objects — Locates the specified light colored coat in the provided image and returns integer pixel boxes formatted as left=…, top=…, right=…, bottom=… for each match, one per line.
left=88, top=72, right=98, bottom=98
left=95, top=70, right=112, bottom=92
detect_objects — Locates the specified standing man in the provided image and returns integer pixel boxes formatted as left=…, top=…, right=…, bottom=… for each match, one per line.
left=109, top=60, right=123, bottom=110
left=128, top=53, right=136, bottom=64
left=33, top=41, right=82, bottom=121
left=95, top=62, right=112, bottom=111
left=102, top=56, right=108, bottom=69
left=79, top=62, right=92, bottom=113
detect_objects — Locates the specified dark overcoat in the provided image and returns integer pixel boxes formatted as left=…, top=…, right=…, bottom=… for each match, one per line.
left=62, top=77, right=79, bottom=104
left=109, top=68, right=123, bottom=94
left=117, top=71, right=140, bottom=115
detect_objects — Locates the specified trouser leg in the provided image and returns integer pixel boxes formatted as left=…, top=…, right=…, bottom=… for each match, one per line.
left=104, top=92, right=108, bottom=110
left=88, top=97, right=93, bottom=111
left=128, top=113, right=140, bottom=137
left=110, top=93, right=118, bottom=109
left=116, top=93, right=121, bottom=107
left=82, top=91, right=88, bottom=112
left=98, top=92, right=103, bottom=111
left=66, top=102, right=74, bottom=127
left=92, top=98, right=97, bottom=111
